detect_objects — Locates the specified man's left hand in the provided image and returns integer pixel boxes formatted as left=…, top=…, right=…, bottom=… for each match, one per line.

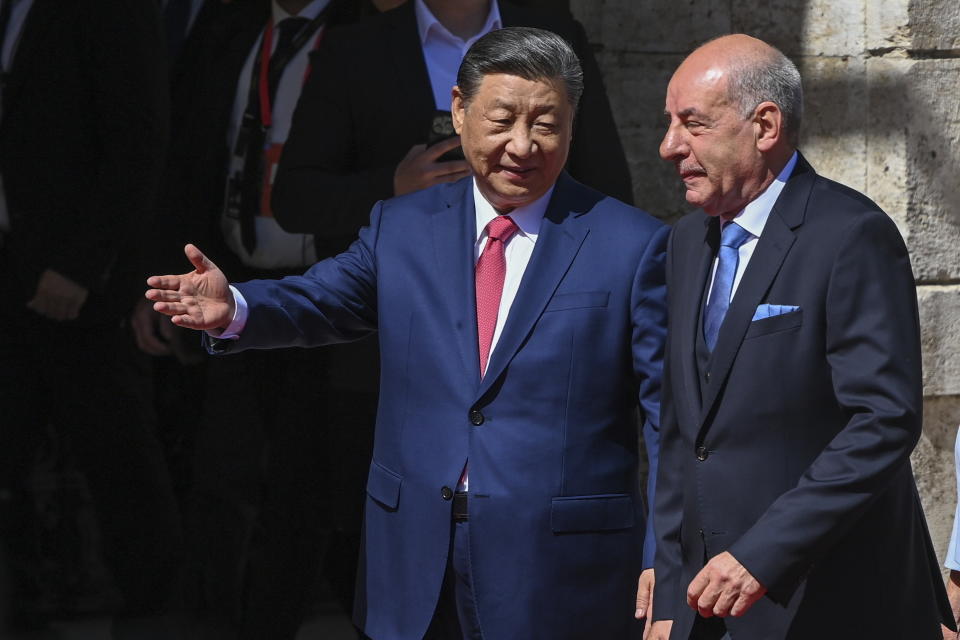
left=687, top=551, right=766, bottom=618
left=26, top=269, right=89, bottom=321
left=942, top=623, right=958, bottom=640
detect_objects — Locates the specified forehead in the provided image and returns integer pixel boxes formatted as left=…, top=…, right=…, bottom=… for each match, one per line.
left=472, top=73, right=569, bottom=108
left=665, top=63, right=732, bottom=115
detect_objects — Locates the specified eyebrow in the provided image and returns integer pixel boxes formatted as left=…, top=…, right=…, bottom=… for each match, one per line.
left=675, top=107, right=708, bottom=119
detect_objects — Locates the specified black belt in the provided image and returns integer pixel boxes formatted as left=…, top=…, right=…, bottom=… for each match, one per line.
left=452, top=491, right=468, bottom=522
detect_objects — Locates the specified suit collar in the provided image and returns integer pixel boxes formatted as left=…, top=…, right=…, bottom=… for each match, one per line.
left=1, top=0, right=53, bottom=111
left=385, top=1, right=434, bottom=119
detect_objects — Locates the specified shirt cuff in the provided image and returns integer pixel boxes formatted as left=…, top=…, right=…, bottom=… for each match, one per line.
left=205, top=285, right=248, bottom=340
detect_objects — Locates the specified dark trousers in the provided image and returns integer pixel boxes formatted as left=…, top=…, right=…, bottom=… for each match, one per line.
left=423, top=520, right=483, bottom=640
left=0, top=307, right=182, bottom=621
left=186, top=346, right=374, bottom=640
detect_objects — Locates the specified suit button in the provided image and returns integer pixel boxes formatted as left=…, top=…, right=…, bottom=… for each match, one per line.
left=441, top=486, right=454, bottom=500
left=696, top=446, right=709, bottom=461
left=705, top=371, right=711, bottom=383
left=469, top=409, right=484, bottom=426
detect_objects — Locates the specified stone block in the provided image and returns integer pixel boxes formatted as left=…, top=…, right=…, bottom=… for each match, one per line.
left=731, top=0, right=863, bottom=57
left=571, top=0, right=732, bottom=55
left=867, top=58, right=960, bottom=282
left=918, top=285, right=960, bottom=397
left=914, top=394, right=960, bottom=577
left=797, top=55, right=868, bottom=194
left=868, top=0, right=960, bottom=52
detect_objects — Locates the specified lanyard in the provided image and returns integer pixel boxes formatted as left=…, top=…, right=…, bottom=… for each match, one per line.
left=251, top=10, right=328, bottom=132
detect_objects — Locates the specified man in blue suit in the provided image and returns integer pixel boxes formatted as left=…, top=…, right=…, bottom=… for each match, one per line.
left=147, top=27, right=668, bottom=639
left=648, top=34, right=953, bottom=640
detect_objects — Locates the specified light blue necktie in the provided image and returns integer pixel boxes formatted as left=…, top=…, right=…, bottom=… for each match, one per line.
left=703, top=222, right=752, bottom=351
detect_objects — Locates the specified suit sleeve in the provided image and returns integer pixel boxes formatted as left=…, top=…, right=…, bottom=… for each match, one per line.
left=217, top=200, right=384, bottom=353
left=565, top=20, right=633, bottom=205
left=631, top=223, right=669, bottom=569
left=651, top=226, right=686, bottom=622
left=271, top=38, right=397, bottom=240
left=728, top=209, right=924, bottom=602
left=48, top=0, right=168, bottom=290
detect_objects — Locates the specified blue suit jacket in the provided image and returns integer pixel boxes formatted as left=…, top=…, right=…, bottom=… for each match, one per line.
left=216, top=173, right=668, bottom=639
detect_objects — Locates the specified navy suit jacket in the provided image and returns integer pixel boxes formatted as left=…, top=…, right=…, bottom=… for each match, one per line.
left=213, top=173, right=667, bottom=639
left=653, top=155, right=953, bottom=639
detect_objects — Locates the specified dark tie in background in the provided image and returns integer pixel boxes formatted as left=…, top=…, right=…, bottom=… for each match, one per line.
left=703, top=221, right=751, bottom=351
left=475, top=215, right=518, bottom=376
left=239, top=16, right=310, bottom=255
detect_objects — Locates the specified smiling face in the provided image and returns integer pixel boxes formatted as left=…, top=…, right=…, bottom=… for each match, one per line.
left=452, top=73, right=573, bottom=212
left=659, top=57, right=767, bottom=218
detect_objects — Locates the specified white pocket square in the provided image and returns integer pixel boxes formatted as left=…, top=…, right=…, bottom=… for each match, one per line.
left=752, top=304, right=800, bottom=321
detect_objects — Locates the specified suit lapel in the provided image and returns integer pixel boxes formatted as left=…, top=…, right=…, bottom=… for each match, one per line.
left=431, top=179, right=482, bottom=390
left=477, top=174, right=589, bottom=399
left=678, top=216, right=716, bottom=421
left=697, top=156, right=815, bottom=428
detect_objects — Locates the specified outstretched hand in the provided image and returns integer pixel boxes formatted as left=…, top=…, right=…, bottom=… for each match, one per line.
left=145, top=244, right=234, bottom=331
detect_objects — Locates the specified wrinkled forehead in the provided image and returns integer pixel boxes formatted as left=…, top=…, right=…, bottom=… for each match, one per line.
left=666, top=61, right=733, bottom=112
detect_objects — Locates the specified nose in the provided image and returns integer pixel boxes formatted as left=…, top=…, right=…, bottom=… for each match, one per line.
left=506, top=126, right=534, bottom=158
left=659, top=124, right=685, bottom=162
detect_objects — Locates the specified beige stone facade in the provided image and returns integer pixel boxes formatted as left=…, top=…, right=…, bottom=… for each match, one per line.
left=571, top=0, right=960, bottom=574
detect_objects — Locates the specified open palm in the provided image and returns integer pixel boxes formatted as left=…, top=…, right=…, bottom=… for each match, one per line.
left=145, top=244, right=234, bottom=331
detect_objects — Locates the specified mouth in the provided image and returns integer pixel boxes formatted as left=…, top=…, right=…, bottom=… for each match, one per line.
left=678, top=164, right=706, bottom=182
left=498, top=165, right=537, bottom=180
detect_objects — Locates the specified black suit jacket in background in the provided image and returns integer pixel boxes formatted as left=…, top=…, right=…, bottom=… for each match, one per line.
left=0, top=0, right=168, bottom=325
left=652, top=154, right=953, bottom=639
left=271, top=0, right=634, bottom=254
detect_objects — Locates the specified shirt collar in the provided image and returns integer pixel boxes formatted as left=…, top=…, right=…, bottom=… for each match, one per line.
left=271, top=0, right=330, bottom=23
left=727, top=151, right=798, bottom=238
left=415, top=0, right=502, bottom=47
left=473, top=178, right=553, bottom=244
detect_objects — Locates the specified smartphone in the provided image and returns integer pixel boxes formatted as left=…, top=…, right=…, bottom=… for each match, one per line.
left=426, top=110, right=465, bottom=162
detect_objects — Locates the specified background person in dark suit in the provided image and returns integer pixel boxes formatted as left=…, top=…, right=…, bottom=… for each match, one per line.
left=147, top=27, right=666, bottom=640
left=0, top=0, right=181, bottom=637
left=648, top=34, right=953, bottom=640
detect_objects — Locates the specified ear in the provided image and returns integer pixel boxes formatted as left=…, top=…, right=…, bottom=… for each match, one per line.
left=451, top=86, right=466, bottom=135
left=753, top=101, right=783, bottom=152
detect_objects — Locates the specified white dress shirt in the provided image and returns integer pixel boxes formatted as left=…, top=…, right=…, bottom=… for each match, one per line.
left=0, top=0, right=35, bottom=235
left=221, top=0, right=330, bottom=269
left=414, top=0, right=502, bottom=110
left=706, top=151, right=799, bottom=303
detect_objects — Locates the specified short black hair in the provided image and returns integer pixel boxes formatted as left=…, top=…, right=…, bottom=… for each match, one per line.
left=456, top=26, right=584, bottom=110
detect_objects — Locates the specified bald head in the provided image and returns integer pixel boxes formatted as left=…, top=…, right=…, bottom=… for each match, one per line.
left=677, top=34, right=803, bottom=147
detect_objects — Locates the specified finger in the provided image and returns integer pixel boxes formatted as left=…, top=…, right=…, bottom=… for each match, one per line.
left=146, top=275, right=184, bottom=291
left=429, top=160, right=471, bottom=178
left=132, top=314, right=172, bottom=356
left=425, top=135, right=462, bottom=158
left=711, top=586, right=738, bottom=618
left=152, top=300, right=192, bottom=317
left=686, top=570, right=709, bottom=609
left=729, top=587, right=761, bottom=617
left=184, top=243, right=216, bottom=274
left=635, top=574, right=652, bottom=619
left=146, top=289, right=183, bottom=303
left=696, top=585, right=721, bottom=618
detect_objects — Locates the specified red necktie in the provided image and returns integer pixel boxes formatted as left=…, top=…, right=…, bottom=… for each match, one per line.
left=476, top=215, right=519, bottom=377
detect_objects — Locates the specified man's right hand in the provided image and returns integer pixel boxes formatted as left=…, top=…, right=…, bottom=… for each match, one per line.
left=145, top=244, right=234, bottom=331
left=393, top=138, right=471, bottom=196
left=646, top=620, right=673, bottom=640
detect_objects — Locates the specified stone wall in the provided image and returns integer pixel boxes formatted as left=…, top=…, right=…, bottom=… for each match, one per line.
left=571, top=0, right=960, bottom=574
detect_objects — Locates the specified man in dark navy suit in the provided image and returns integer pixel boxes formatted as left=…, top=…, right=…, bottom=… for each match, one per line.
left=648, top=34, right=953, bottom=640
left=147, top=27, right=666, bottom=640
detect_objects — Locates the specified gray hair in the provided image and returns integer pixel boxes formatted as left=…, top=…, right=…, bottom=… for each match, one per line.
left=725, top=44, right=804, bottom=147
left=456, top=27, right=584, bottom=111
